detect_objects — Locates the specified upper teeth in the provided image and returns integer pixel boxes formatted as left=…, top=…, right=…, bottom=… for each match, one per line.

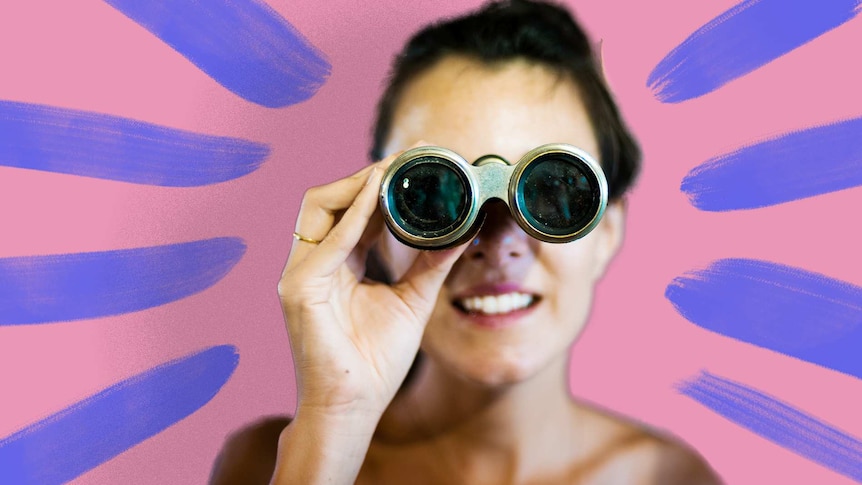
left=458, top=292, right=534, bottom=315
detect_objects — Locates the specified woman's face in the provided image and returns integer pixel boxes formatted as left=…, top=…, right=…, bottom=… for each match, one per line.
left=378, top=55, right=624, bottom=386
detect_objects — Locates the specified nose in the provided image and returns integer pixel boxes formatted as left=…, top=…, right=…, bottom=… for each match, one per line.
left=463, top=200, right=531, bottom=266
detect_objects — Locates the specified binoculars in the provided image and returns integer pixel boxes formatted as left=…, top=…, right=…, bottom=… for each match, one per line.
left=379, top=144, right=608, bottom=250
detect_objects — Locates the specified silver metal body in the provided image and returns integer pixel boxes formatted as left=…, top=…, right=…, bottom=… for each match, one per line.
left=379, top=143, right=608, bottom=249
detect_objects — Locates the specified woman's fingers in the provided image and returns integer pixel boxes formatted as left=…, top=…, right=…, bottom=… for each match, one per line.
left=345, top=208, right=385, bottom=281
left=279, top=168, right=381, bottom=338
left=284, top=141, right=430, bottom=275
left=286, top=163, right=379, bottom=273
left=300, top=166, right=385, bottom=278
left=392, top=242, right=471, bottom=322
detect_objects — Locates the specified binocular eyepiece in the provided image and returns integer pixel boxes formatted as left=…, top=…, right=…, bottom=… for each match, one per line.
left=379, top=143, right=608, bottom=250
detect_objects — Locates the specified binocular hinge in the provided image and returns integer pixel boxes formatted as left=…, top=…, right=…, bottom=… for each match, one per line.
left=472, top=154, right=510, bottom=167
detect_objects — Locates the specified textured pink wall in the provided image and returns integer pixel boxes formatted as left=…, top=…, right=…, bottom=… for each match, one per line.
left=0, top=1, right=860, bottom=483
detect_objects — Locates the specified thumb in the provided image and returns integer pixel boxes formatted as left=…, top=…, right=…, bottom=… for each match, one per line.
left=392, top=243, right=469, bottom=318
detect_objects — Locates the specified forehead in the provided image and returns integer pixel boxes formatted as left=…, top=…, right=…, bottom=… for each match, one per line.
left=383, top=55, right=599, bottom=164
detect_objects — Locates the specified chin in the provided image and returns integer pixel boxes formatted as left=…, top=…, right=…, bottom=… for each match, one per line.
left=462, top=365, right=537, bottom=389
left=421, top=294, right=588, bottom=388
left=424, top=338, right=555, bottom=388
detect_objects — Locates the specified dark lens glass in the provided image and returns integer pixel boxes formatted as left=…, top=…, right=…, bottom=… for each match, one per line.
left=518, top=155, right=600, bottom=236
left=390, top=158, right=469, bottom=236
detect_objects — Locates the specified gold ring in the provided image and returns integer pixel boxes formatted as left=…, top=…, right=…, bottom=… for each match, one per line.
left=293, top=232, right=322, bottom=244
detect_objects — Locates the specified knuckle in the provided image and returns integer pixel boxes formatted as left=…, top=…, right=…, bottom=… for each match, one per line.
left=301, top=186, right=320, bottom=206
left=279, top=276, right=315, bottom=316
left=277, top=275, right=297, bottom=302
left=278, top=270, right=307, bottom=300
left=420, top=250, right=446, bottom=275
left=326, top=225, right=354, bottom=253
left=347, top=201, right=360, bottom=216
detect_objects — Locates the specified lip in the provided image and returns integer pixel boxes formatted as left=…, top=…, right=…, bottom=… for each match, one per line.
left=453, top=304, right=539, bottom=329
left=452, top=282, right=538, bottom=299
left=450, top=282, right=541, bottom=329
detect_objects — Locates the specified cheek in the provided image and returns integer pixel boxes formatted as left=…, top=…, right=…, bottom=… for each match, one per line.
left=539, top=239, right=605, bottom=321
left=541, top=237, right=604, bottom=287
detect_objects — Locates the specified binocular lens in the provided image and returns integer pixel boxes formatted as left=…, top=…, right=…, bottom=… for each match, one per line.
left=517, top=155, right=599, bottom=236
left=389, top=157, right=469, bottom=236
left=380, top=144, right=607, bottom=249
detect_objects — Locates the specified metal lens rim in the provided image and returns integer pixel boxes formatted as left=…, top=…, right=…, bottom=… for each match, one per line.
left=509, top=143, right=609, bottom=243
left=380, top=146, right=480, bottom=249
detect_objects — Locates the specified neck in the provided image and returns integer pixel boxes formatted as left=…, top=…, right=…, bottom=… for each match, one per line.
left=374, top=351, right=585, bottom=483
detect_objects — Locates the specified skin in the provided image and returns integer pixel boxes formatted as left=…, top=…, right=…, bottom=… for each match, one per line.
left=210, top=55, right=722, bottom=484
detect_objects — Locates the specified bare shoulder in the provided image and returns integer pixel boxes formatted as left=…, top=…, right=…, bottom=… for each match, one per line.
left=209, top=415, right=292, bottom=485
left=651, top=439, right=723, bottom=485
left=605, top=433, right=724, bottom=485
left=576, top=404, right=723, bottom=485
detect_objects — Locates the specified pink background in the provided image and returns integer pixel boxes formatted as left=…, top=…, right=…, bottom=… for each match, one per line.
left=1, top=1, right=860, bottom=483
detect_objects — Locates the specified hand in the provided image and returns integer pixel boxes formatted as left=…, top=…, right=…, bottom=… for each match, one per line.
left=278, top=146, right=468, bottom=423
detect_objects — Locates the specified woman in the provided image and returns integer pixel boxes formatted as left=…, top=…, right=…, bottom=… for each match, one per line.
left=212, top=1, right=722, bottom=483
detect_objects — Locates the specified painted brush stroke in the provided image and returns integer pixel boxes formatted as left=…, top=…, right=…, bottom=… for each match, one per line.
left=0, top=345, right=239, bottom=485
left=647, top=0, right=862, bottom=103
left=103, top=0, right=331, bottom=108
left=0, top=100, right=269, bottom=186
left=666, top=258, right=862, bottom=379
left=681, top=117, right=862, bottom=211
left=0, top=237, right=245, bottom=325
left=679, top=371, right=862, bottom=482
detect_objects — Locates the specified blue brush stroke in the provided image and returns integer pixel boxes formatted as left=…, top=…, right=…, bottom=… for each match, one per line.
left=0, top=237, right=245, bottom=325
left=0, top=100, right=269, bottom=186
left=681, top=117, right=862, bottom=211
left=104, top=0, right=331, bottom=108
left=666, top=258, right=862, bottom=379
left=647, top=0, right=862, bottom=103
left=679, top=371, right=862, bottom=482
left=0, top=345, right=239, bottom=485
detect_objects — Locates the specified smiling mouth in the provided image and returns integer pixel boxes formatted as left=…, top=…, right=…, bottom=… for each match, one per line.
left=452, top=292, right=541, bottom=316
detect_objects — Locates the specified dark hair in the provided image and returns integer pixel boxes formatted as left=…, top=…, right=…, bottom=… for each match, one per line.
left=370, top=0, right=641, bottom=389
left=370, top=0, right=641, bottom=201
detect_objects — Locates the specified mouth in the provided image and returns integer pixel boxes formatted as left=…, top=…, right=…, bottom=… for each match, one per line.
left=452, top=292, right=540, bottom=316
